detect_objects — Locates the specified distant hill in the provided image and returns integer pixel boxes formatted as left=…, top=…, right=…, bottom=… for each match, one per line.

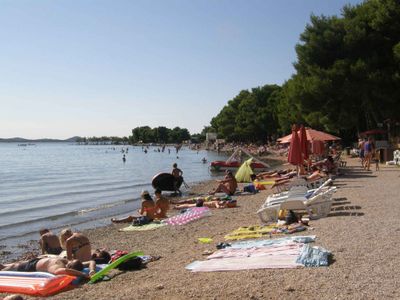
left=0, top=136, right=82, bottom=143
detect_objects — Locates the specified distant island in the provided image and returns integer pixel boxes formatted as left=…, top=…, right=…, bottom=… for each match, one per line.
left=0, top=136, right=82, bottom=143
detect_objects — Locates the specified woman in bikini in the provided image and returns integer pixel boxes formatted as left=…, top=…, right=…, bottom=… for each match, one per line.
left=111, top=190, right=156, bottom=224
left=59, top=228, right=92, bottom=262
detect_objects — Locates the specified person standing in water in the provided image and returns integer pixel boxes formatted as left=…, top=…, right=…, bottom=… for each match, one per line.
left=172, top=163, right=183, bottom=195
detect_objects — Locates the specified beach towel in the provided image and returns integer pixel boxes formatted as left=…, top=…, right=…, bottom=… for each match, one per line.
left=163, top=207, right=211, bottom=225
left=296, top=244, right=331, bottom=267
left=224, top=224, right=307, bottom=241
left=119, top=223, right=166, bottom=232
left=186, top=236, right=330, bottom=272
left=229, top=235, right=316, bottom=249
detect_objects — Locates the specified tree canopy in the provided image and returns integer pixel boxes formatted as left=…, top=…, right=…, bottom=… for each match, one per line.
left=130, top=126, right=191, bottom=144
left=208, top=0, right=400, bottom=144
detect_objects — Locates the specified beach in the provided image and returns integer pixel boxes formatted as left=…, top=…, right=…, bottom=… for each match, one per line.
left=2, top=157, right=400, bottom=299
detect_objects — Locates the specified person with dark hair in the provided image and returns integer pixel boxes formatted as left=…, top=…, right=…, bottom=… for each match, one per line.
left=209, top=170, right=238, bottom=196
left=91, top=249, right=111, bottom=264
left=154, top=189, right=170, bottom=219
left=111, top=190, right=156, bottom=224
left=171, top=163, right=183, bottom=195
left=0, top=257, right=89, bottom=278
left=39, top=229, right=62, bottom=255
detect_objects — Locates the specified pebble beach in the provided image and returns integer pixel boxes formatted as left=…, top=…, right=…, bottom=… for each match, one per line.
left=2, top=157, right=400, bottom=300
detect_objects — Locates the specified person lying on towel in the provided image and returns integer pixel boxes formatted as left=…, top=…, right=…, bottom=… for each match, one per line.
left=174, top=199, right=237, bottom=209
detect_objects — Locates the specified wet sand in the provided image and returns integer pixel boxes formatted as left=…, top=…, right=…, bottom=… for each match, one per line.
left=2, top=157, right=400, bottom=300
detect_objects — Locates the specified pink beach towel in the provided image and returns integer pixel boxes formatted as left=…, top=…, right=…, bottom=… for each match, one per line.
left=163, top=207, right=211, bottom=225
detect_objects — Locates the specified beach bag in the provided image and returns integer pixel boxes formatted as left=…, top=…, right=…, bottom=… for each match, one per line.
left=110, top=250, right=143, bottom=271
left=243, top=184, right=257, bottom=194
left=285, top=210, right=298, bottom=225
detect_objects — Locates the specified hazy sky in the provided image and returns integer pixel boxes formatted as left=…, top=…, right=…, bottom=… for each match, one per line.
left=0, top=0, right=362, bottom=139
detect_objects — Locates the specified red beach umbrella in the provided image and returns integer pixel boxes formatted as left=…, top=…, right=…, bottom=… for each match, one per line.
left=278, top=127, right=341, bottom=144
left=311, top=140, right=325, bottom=155
left=299, top=125, right=309, bottom=160
left=287, top=126, right=302, bottom=166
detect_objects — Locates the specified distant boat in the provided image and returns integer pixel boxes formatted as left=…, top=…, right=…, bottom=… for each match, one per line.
left=210, top=147, right=270, bottom=173
left=18, top=144, right=27, bottom=146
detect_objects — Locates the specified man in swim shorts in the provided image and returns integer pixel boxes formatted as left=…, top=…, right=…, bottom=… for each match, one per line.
left=0, top=257, right=91, bottom=278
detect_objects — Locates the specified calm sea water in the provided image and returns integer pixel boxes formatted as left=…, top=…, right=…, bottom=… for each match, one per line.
left=0, top=143, right=225, bottom=253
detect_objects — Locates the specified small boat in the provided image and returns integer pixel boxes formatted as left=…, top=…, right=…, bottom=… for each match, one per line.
left=210, top=160, right=269, bottom=172
left=210, top=148, right=270, bottom=173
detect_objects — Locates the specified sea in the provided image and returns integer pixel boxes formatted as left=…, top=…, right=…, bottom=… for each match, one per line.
left=0, top=143, right=226, bottom=258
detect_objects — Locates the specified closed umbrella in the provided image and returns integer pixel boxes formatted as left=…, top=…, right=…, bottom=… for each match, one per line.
left=299, top=125, right=309, bottom=160
left=288, top=126, right=302, bottom=167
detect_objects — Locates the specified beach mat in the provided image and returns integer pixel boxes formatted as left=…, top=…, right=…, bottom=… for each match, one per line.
left=0, top=271, right=76, bottom=296
left=119, top=223, right=166, bottom=232
left=186, top=236, right=329, bottom=272
left=224, top=224, right=306, bottom=241
left=163, top=207, right=211, bottom=225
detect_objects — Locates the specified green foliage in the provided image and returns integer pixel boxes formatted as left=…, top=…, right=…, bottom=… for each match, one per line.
left=130, top=126, right=191, bottom=144
left=208, top=0, right=400, bottom=144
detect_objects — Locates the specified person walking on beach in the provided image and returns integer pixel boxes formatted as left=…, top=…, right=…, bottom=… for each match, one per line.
left=39, top=229, right=62, bottom=255
left=172, top=163, right=183, bottom=195
left=363, top=137, right=374, bottom=171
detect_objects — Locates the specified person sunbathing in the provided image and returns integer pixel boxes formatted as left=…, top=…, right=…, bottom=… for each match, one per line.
left=174, top=199, right=237, bottom=209
left=0, top=257, right=90, bottom=278
left=59, top=229, right=92, bottom=262
left=39, top=229, right=63, bottom=255
left=271, top=168, right=327, bottom=189
left=154, top=188, right=170, bottom=219
left=111, top=190, right=156, bottom=224
left=209, top=170, right=238, bottom=196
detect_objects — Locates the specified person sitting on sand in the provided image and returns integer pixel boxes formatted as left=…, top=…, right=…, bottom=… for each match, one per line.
left=209, top=170, right=238, bottom=196
left=174, top=198, right=237, bottom=209
left=59, top=229, right=92, bottom=262
left=39, top=229, right=63, bottom=255
left=0, top=257, right=92, bottom=278
left=111, top=190, right=156, bottom=224
left=154, top=188, right=170, bottom=219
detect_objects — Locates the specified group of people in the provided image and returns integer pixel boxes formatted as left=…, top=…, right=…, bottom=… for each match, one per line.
left=358, top=137, right=379, bottom=171
left=1, top=228, right=111, bottom=280
left=111, top=189, right=170, bottom=224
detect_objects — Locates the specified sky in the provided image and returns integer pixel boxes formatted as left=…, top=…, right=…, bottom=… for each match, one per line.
left=0, top=0, right=362, bottom=139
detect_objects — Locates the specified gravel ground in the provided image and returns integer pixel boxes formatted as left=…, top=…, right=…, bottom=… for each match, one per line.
left=2, top=157, right=400, bottom=300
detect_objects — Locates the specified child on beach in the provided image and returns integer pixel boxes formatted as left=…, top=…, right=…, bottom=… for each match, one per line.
left=111, top=190, right=156, bottom=224
left=154, top=188, right=170, bottom=219
left=374, top=149, right=380, bottom=171
left=172, top=163, right=183, bottom=195
left=39, top=229, right=63, bottom=255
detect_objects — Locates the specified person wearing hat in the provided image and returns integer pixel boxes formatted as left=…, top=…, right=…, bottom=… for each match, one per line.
left=111, top=190, right=156, bottom=224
